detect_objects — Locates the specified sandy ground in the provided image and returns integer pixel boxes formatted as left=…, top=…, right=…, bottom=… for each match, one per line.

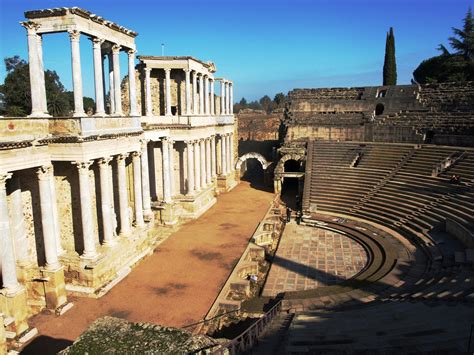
left=23, top=181, right=273, bottom=354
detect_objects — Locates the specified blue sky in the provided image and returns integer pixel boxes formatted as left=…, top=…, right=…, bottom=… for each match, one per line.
left=0, top=0, right=472, bottom=102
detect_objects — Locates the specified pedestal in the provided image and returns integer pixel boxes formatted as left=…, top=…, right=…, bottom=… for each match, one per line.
left=41, top=266, right=67, bottom=310
left=0, top=287, right=29, bottom=335
left=159, top=203, right=178, bottom=226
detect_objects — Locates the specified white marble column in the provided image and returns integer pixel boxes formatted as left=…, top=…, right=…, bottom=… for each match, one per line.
left=229, top=83, right=234, bottom=114
left=192, top=71, right=198, bottom=114
left=162, top=139, right=172, bottom=202
left=140, top=140, right=152, bottom=217
left=48, top=165, right=64, bottom=256
left=168, top=140, right=175, bottom=197
left=144, top=67, right=153, bottom=117
left=164, top=68, right=172, bottom=116
left=221, top=135, right=227, bottom=175
left=112, top=44, right=122, bottom=115
left=69, top=30, right=85, bottom=117
left=210, top=79, right=215, bottom=115
left=184, top=69, right=191, bottom=115
left=205, top=138, right=211, bottom=185
left=128, top=49, right=138, bottom=116
left=108, top=53, right=115, bottom=114
left=98, top=157, right=115, bottom=245
left=211, top=135, right=217, bottom=179
left=199, top=139, right=206, bottom=189
left=36, top=34, right=48, bottom=115
left=220, top=80, right=225, bottom=115
left=225, top=82, right=230, bottom=115
left=9, top=178, right=29, bottom=264
left=92, top=37, right=106, bottom=116
left=186, top=141, right=195, bottom=194
left=116, top=154, right=131, bottom=235
left=0, top=173, right=21, bottom=294
left=198, top=74, right=204, bottom=115
left=227, top=134, right=233, bottom=172
left=132, top=152, right=145, bottom=227
left=204, top=75, right=210, bottom=115
left=194, top=140, right=201, bottom=192
left=75, top=161, right=98, bottom=259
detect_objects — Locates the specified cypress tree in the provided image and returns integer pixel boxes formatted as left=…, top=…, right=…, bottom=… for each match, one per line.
left=383, top=27, right=397, bottom=85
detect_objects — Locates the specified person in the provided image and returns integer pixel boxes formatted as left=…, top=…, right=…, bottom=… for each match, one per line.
left=296, top=210, right=302, bottom=225
left=296, top=194, right=301, bottom=209
left=286, top=207, right=292, bottom=222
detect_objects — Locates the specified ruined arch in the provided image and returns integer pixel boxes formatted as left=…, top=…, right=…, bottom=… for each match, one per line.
left=275, top=153, right=304, bottom=175
left=235, top=152, right=271, bottom=170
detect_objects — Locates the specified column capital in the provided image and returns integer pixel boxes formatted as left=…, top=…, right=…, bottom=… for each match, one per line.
left=164, top=67, right=171, bottom=73
left=0, top=172, right=12, bottom=186
left=144, top=67, right=152, bottom=74
left=140, top=138, right=150, bottom=147
left=90, top=37, right=105, bottom=46
left=127, top=49, right=136, bottom=56
left=36, top=165, right=53, bottom=180
left=21, top=21, right=40, bottom=35
left=74, top=160, right=93, bottom=174
left=132, top=151, right=141, bottom=158
left=112, top=44, right=121, bottom=54
left=183, top=68, right=191, bottom=73
left=68, top=29, right=81, bottom=42
left=98, top=156, right=113, bottom=167
left=116, top=153, right=128, bottom=162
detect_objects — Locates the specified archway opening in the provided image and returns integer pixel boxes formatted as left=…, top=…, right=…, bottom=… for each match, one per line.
left=284, top=159, right=301, bottom=173
left=240, top=158, right=264, bottom=186
left=281, top=177, right=300, bottom=210
left=375, top=103, right=385, bottom=116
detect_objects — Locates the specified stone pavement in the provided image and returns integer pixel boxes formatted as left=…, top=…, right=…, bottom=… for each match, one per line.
left=263, top=223, right=368, bottom=297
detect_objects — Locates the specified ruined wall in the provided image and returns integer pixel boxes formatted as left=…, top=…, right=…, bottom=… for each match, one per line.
left=237, top=109, right=282, bottom=141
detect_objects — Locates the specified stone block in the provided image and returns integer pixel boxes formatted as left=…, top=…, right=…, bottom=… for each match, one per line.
left=0, top=288, right=29, bottom=336
left=41, top=267, right=68, bottom=310
left=0, top=314, right=6, bottom=355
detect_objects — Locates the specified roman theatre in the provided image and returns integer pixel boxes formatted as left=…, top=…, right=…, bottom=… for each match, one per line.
left=1, top=6, right=474, bottom=354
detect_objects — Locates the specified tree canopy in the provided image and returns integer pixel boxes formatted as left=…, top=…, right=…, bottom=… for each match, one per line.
left=233, top=93, right=287, bottom=114
left=383, top=27, right=397, bottom=85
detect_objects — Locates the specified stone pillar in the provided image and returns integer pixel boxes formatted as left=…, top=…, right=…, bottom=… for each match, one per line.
left=49, top=165, right=64, bottom=256
left=112, top=44, right=123, bottom=115
left=229, top=83, right=234, bottom=114
left=211, top=135, right=217, bottom=179
left=140, top=140, right=152, bottom=217
left=198, top=74, right=204, bottom=115
left=132, top=152, right=145, bottom=227
left=221, top=135, right=227, bottom=175
left=192, top=71, right=198, bottom=114
left=228, top=134, right=234, bottom=172
left=21, top=22, right=46, bottom=117
left=200, top=139, right=206, bottom=189
left=162, top=139, right=172, bottom=202
left=92, top=37, right=106, bottom=116
left=116, top=154, right=131, bottom=235
left=186, top=141, right=195, bottom=194
left=204, top=75, right=210, bottom=115
left=108, top=53, right=115, bottom=114
left=220, top=80, right=225, bottom=115
left=145, top=67, right=153, bottom=116
left=168, top=140, right=175, bottom=197
left=36, top=34, right=48, bottom=114
left=205, top=138, right=211, bottom=185
left=164, top=68, right=172, bottom=116
left=128, top=49, right=138, bottom=116
left=68, top=30, right=85, bottom=117
left=98, top=157, right=115, bottom=245
left=210, top=79, right=215, bottom=115
left=225, top=82, right=230, bottom=115
left=184, top=69, right=191, bottom=115
left=194, top=140, right=201, bottom=192
left=75, top=162, right=98, bottom=259
left=9, top=178, right=29, bottom=265
left=0, top=173, right=21, bottom=294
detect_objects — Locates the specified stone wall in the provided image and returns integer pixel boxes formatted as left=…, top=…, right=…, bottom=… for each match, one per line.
left=237, top=109, right=282, bottom=141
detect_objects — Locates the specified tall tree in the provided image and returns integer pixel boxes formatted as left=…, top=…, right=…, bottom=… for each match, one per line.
left=448, top=6, right=473, bottom=60
left=383, top=27, right=397, bottom=85
left=273, top=92, right=286, bottom=107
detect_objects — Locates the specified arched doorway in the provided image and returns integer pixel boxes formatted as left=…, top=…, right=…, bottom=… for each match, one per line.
left=375, top=103, right=385, bottom=116
left=281, top=159, right=302, bottom=209
left=236, top=152, right=272, bottom=190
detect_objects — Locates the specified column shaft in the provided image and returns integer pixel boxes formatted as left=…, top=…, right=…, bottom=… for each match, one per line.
left=184, top=69, right=191, bottom=115
left=69, top=30, right=85, bottom=117
left=200, top=140, right=206, bottom=188
left=99, top=158, right=114, bottom=245
left=132, top=152, right=145, bottom=227
left=225, top=82, right=230, bottom=114
left=128, top=50, right=138, bottom=116
left=227, top=134, right=233, bottom=172
left=49, top=166, right=64, bottom=256
left=165, top=68, right=172, bottom=116
left=92, top=37, right=105, bottom=115
left=192, top=71, right=198, bottom=114
left=205, top=138, right=211, bottom=185
left=199, top=74, right=204, bottom=115
left=211, top=136, right=217, bottom=178
left=36, top=35, right=48, bottom=114
left=210, top=79, right=215, bottom=115
left=162, top=139, right=172, bottom=202
left=186, top=141, right=195, bottom=194
left=145, top=68, right=153, bottom=116
left=168, top=140, right=175, bottom=197
left=9, top=178, right=29, bottom=264
left=117, top=154, right=131, bottom=235
left=112, top=45, right=122, bottom=115
left=22, top=23, right=43, bottom=116
left=204, top=76, right=210, bottom=115
left=220, top=80, right=225, bottom=115
left=194, top=141, right=201, bottom=191
left=221, top=135, right=227, bottom=175
left=230, top=83, right=234, bottom=114
left=108, top=53, right=115, bottom=114
left=140, top=140, right=152, bottom=216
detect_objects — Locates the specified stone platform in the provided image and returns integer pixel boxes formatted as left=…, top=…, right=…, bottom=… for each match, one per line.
left=262, top=223, right=368, bottom=297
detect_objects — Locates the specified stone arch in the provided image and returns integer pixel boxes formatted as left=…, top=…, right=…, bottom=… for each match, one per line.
left=275, top=153, right=304, bottom=175
left=235, top=152, right=271, bottom=170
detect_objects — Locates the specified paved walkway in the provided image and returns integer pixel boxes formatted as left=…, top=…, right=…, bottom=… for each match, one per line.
left=24, top=181, right=273, bottom=354
left=263, top=223, right=368, bottom=297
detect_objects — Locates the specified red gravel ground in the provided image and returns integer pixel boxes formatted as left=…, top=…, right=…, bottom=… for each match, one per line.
left=23, top=181, right=273, bottom=354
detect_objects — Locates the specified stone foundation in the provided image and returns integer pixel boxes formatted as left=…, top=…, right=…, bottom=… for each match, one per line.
left=0, top=288, right=29, bottom=336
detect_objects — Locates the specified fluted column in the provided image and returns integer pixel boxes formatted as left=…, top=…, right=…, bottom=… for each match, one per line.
left=205, top=138, right=211, bottom=185
left=36, top=34, right=48, bottom=115
left=92, top=37, right=106, bottom=116
left=221, top=135, right=227, bottom=175
left=198, top=74, right=204, bottom=115
left=116, top=154, right=131, bottom=235
left=98, top=157, right=115, bottom=245
left=9, top=178, right=29, bottom=264
left=168, top=140, right=175, bottom=197
left=194, top=140, right=201, bottom=192
left=210, top=79, right=215, bottom=115
left=184, top=69, right=191, bottom=115
left=144, top=67, right=153, bottom=116
left=204, top=75, right=210, bottom=115
left=0, top=173, right=21, bottom=294
left=227, top=134, right=233, bottom=172
left=164, top=68, right=172, bottom=116
left=108, top=52, right=115, bottom=114
left=200, top=139, right=206, bottom=189
left=112, top=44, right=122, bottom=115
left=186, top=141, right=195, bottom=194
left=140, top=140, right=152, bottom=217
left=128, top=49, right=138, bottom=116
left=49, top=165, right=64, bottom=256
left=229, top=83, right=234, bottom=114
left=132, top=152, right=145, bottom=227
left=192, top=71, right=198, bottom=114
left=220, top=80, right=225, bottom=115
left=211, top=135, right=217, bottom=179
left=69, top=30, right=85, bottom=117
left=162, top=139, right=172, bottom=202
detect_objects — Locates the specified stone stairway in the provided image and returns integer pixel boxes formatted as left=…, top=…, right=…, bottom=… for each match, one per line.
left=249, top=312, right=295, bottom=355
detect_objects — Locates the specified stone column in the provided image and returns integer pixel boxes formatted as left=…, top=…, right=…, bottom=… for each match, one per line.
left=0, top=173, right=21, bottom=294
left=112, top=44, right=123, bottom=115
left=92, top=37, right=106, bottom=116
left=48, top=165, right=64, bottom=256
left=204, top=75, right=210, bottom=115
left=108, top=52, right=115, bottom=114
left=75, top=162, right=98, bottom=259
left=198, top=74, right=204, bottom=115
left=9, top=178, right=29, bottom=264
left=128, top=49, right=138, bottom=116
left=116, top=154, right=131, bottom=235
left=162, top=139, right=172, bottom=202
left=184, top=69, right=191, bottom=115
left=192, top=71, right=198, bottom=114
left=220, top=80, right=225, bottom=115
left=36, top=34, right=48, bottom=115
left=132, top=152, right=145, bottom=227
left=200, top=139, right=206, bottom=189
left=168, top=140, right=175, bottom=197
left=164, top=68, right=172, bottom=116
left=21, top=22, right=46, bottom=117
left=194, top=140, right=201, bottom=192
left=186, top=141, right=195, bottom=194
left=221, top=135, right=227, bottom=175
left=145, top=67, right=153, bottom=116
left=140, top=140, right=152, bottom=217
left=68, top=30, right=85, bottom=117
left=205, top=138, right=211, bottom=185
left=98, top=157, right=115, bottom=245
left=229, top=83, right=234, bottom=114
left=225, top=82, right=230, bottom=115
left=210, top=79, right=215, bottom=115
left=228, top=134, right=234, bottom=172
left=211, top=135, right=217, bottom=179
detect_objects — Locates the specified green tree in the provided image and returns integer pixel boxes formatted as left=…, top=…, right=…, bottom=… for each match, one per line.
left=383, top=27, right=397, bottom=85
left=259, top=95, right=272, bottom=113
left=273, top=92, right=286, bottom=107
left=448, top=6, right=473, bottom=60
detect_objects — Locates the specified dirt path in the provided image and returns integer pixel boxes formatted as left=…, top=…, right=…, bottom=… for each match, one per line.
left=24, top=182, right=273, bottom=353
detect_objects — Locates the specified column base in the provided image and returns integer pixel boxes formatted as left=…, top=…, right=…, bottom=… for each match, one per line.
left=0, top=286, right=29, bottom=336
left=80, top=251, right=100, bottom=261
left=40, top=266, right=68, bottom=311
left=73, top=111, right=86, bottom=117
left=93, top=112, right=107, bottom=117
left=28, top=111, right=51, bottom=118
